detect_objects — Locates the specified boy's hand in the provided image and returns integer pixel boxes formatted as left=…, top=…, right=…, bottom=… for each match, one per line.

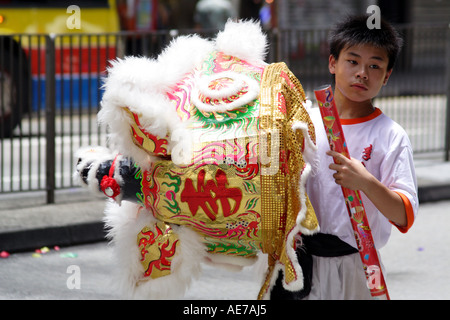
left=326, top=150, right=408, bottom=227
left=327, top=150, right=372, bottom=191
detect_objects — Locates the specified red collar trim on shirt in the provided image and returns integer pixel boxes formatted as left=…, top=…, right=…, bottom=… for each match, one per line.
left=341, top=108, right=382, bottom=125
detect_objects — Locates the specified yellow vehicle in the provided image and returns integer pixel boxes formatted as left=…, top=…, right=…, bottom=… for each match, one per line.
left=0, top=0, right=121, bottom=136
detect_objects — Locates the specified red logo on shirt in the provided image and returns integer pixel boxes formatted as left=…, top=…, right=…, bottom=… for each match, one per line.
left=362, top=144, right=373, bottom=162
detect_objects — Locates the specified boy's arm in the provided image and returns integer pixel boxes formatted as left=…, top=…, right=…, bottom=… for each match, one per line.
left=327, top=150, right=407, bottom=227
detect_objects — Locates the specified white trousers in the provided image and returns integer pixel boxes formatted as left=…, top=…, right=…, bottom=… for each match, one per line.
left=303, top=252, right=374, bottom=300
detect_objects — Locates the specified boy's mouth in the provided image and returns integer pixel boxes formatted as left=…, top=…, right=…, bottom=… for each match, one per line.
left=351, top=83, right=368, bottom=91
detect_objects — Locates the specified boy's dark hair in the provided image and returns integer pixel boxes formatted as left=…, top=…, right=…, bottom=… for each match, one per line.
left=329, top=15, right=403, bottom=71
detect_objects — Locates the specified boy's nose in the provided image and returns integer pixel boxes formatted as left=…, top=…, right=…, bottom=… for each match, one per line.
left=356, top=67, right=368, bottom=80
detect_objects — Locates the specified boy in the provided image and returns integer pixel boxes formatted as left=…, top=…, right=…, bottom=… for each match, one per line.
left=271, top=15, right=418, bottom=299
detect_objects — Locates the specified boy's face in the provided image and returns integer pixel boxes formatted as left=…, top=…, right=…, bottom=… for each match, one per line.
left=329, top=44, right=392, bottom=103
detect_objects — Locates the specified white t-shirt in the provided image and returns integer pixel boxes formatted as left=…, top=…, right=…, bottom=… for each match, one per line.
left=306, top=107, right=418, bottom=250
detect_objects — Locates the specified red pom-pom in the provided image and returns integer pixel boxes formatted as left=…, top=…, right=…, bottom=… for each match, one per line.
left=100, top=176, right=121, bottom=199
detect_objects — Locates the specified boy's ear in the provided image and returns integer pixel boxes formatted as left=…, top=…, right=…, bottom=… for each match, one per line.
left=383, top=69, right=393, bottom=85
left=328, top=54, right=337, bottom=74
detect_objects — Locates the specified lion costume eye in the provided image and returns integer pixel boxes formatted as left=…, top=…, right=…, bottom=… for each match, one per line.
left=191, top=71, right=260, bottom=113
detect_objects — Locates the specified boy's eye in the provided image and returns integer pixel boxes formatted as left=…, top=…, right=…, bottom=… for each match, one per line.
left=370, top=64, right=380, bottom=69
left=348, top=60, right=357, bottom=65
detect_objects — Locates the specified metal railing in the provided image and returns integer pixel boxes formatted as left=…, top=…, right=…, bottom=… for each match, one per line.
left=0, top=24, right=449, bottom=202
left=272, top=24, right=450, bottom=159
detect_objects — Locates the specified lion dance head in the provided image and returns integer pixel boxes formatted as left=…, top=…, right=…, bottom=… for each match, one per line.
left=75, top=20, right=319, bottom=299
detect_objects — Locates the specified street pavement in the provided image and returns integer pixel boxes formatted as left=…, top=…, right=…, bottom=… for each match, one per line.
left=0, top=199, right=449, bottom=300
left=0, top=241, right=262, bottom=300
left=1, top=155, right=450, bottom=300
